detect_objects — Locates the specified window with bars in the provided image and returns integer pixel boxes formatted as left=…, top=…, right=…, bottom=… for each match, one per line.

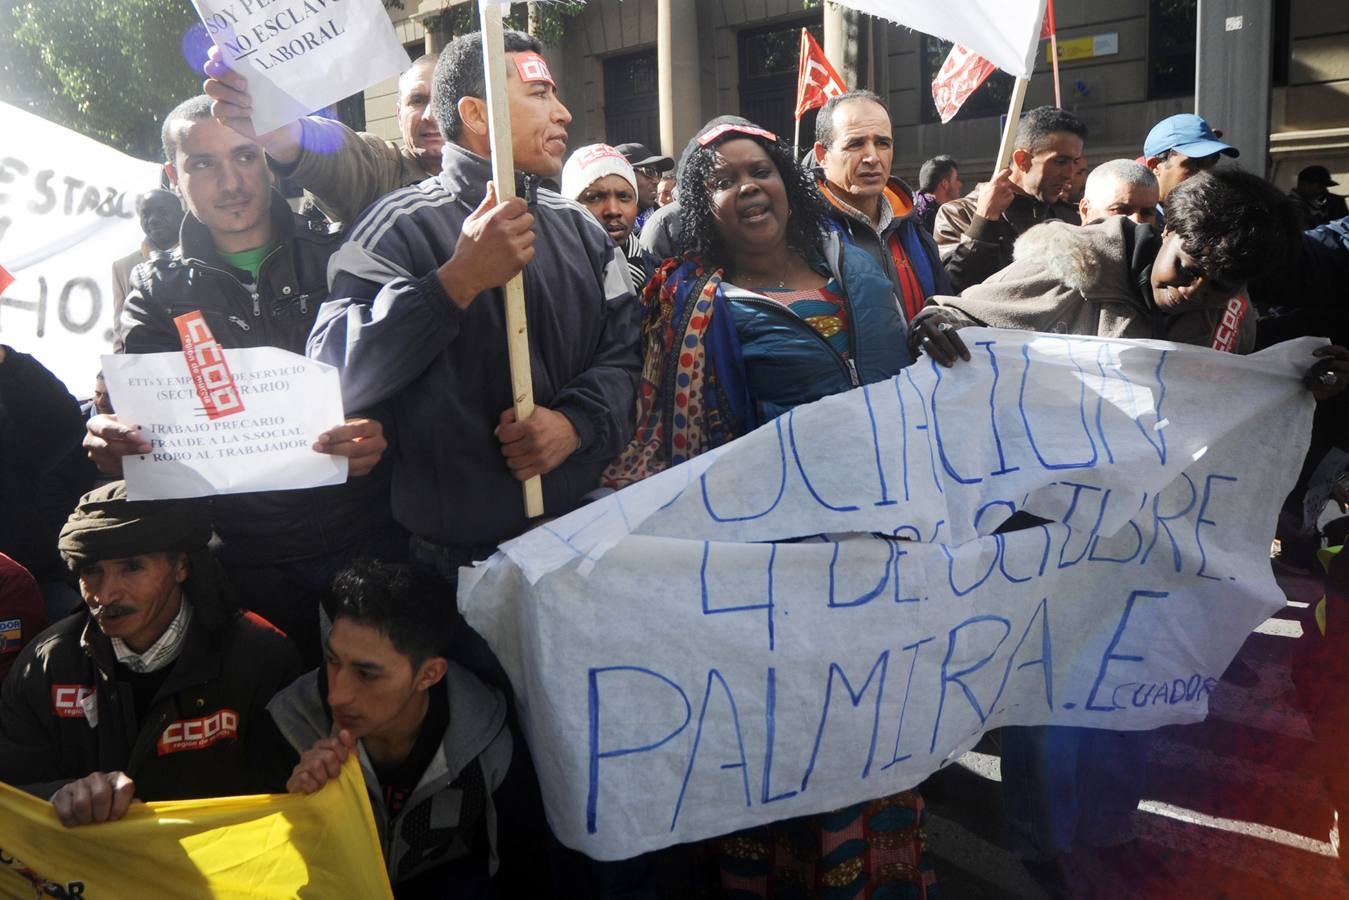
left=737, top=18, right=824, bottom=146
left=1148, top=0, right=1197, bottom=99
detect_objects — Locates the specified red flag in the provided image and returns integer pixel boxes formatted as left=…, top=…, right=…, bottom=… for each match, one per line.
left=931, top=43, right=998, bottom=124
left=0, top=265, right=13, bottom=296
left=932, top=1, right=1056, bottom=123
left=795, top=29, right=847, bottom=120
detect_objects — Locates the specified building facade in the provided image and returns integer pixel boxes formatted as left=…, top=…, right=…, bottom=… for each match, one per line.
left=368, top=0, right=1348, bottom=194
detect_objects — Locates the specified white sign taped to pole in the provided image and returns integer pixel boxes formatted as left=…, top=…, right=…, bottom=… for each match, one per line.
left=461, top=329, right=1319, bottom=860
left=0, top=102, right=162, bottom=395
left=192, top=0, right=410, bottom=134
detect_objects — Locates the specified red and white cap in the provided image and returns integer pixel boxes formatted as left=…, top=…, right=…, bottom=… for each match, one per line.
left=561, top=144, right=638, bottom=200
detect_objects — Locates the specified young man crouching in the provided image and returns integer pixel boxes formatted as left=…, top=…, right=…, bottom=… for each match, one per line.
left=269, top=560, right=544, bottom=897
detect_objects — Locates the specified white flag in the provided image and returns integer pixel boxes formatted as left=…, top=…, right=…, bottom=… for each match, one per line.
left=830, top=0, right=1046, bottom=79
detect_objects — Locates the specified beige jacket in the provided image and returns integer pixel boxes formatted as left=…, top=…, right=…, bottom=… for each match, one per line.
left=274, top=117, right=434, bottom=226
left=930, top=217, right=1256, bottom=352
left=933, top=188, right=1080, bottom=293
left=110, top=245, right=150, bottom=353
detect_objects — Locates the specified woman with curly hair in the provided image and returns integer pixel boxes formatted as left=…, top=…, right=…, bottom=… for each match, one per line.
left=605, top=118, right=936, bottom=898
left=605, top=117, right=921, bottom=486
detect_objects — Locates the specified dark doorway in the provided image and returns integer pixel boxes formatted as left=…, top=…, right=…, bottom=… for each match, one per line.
left=738, top=18, right=823, bottom=153
left=604, top=49, right=659, bottom=149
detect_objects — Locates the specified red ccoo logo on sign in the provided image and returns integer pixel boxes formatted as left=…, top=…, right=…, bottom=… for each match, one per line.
left=174, top=311, right=245, bottom=420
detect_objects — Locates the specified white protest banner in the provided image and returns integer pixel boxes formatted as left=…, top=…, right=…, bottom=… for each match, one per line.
left=831, top=0, right=1046, bottom=80
left=461, top=329, right=1319, bottom=861
left=101, top=337, right=347, bottom=500
left=193, top=0, right=410, bottom=134
left=0, top=102, right=162, bottom=395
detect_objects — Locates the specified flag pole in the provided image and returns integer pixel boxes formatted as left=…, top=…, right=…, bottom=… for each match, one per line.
left=1049, top=35, right=1062, bottom=106
left=479, top=0, right=544, bottom=519
left=1046, top=0, right=1062, bottom=107
left=993, top=77, right=1030, bottom=174
left=794, top=27, right=807, bottom=158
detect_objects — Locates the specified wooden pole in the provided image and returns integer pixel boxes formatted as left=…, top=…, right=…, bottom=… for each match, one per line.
left=479, top=1, right=544, bottom=519
left=993, top=77, right=1030, bottom=175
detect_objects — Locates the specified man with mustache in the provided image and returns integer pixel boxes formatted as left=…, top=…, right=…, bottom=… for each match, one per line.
left=204, top=52, right=444, bottom=228
left=933, top=105, right=1086, bottom=293
left=308, top=30, right=640, bottom=581
left=84, top=96, right=395, bottom=669
left=0, top=482, right=300, bottom=826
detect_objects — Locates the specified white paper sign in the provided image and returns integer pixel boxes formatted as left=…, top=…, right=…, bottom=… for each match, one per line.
left=0, top=102, right=162, bottom=396
left=461, top=329, right=1320, bottom=861
left=102, top=345, right=347, bottom=500
left=193, top=0, right=410, bottom=134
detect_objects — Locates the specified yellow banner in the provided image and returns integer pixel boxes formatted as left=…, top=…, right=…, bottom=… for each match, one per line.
left=0, top=756, right=392, bottom=899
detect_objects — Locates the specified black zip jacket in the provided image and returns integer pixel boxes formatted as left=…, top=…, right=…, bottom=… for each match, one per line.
left=118, top=192, right=393, bottom=566
left=0, top=608, right=300, bottom=801
left=0, top=348, right=96, bottom=580
left=309, top=143, right=641, bottom=548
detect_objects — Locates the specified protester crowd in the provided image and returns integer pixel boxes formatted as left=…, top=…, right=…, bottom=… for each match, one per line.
left=3, top=27, right=1349, bottom=900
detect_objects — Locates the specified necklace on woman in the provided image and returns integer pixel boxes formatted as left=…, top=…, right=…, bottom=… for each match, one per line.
left=735, top=273, right=787, bottom=291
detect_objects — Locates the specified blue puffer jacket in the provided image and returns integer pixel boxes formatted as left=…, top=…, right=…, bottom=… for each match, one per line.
left=724, top=231, right=914, bottom=425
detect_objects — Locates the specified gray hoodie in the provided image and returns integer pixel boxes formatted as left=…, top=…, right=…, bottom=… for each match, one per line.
left=268, top=661, right=514, bottom=886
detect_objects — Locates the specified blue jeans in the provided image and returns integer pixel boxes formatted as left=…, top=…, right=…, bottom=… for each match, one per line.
left=1000, top=725, right=1153, bottom=860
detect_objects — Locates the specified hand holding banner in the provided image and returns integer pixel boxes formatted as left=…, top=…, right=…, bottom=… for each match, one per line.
left=0, top=755, right=392, bottom=899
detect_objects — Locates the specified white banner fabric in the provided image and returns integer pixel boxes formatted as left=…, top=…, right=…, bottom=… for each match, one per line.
left=830, top=0, right=1046, bottom=79
left=461, top=329, right=1319, bottom=861
left=0, top=102, right=161, bottom=395
left=192, top=0, right=410, bottom=135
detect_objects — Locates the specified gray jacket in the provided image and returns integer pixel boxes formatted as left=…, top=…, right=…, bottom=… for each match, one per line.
left=268, top=663, right=514, bottom=886
left=929, top=216, right=1256, bottom=352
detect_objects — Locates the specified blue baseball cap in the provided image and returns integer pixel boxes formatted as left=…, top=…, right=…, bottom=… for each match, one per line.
left=1143, top=114, right=1239, bottom=160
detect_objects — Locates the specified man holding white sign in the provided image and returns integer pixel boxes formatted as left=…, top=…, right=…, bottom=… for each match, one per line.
left=203, top=49, right=445, bottom=226
left=190, top=0, right=408, bottom=139
left=85, top=96, right=398, bottom=667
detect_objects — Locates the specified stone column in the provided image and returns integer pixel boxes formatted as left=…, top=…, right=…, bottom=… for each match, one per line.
left=415, top=0, right=451, bottom=53
left=1195, top=0, right=1272, bottom=173
left=824, top=1, right=870, bottom=90
left=658, top=0, right=702, bottom=157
